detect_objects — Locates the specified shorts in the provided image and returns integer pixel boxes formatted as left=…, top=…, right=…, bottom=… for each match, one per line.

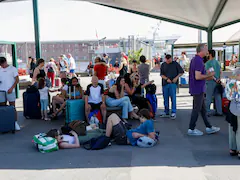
left=40, top=99, right=49, bottom=111
left=89, top=102, right=102, bottom=111
left=0, top=91, right=16, bottom=103
left=70, top=69, right=75, bottom=73
left=112, top=121, right=128, bottom=145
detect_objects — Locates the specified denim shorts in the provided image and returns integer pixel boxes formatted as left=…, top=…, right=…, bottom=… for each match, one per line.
left=40, top=99, right=49, bottom=111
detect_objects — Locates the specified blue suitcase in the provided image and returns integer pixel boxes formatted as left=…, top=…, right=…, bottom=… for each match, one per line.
left=66, top=99, right=85, bottom=124
left=0, top=106, right=16, bottom=133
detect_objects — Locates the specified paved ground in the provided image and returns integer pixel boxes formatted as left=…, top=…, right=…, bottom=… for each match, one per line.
left=0, top=73, right=240, bottom=180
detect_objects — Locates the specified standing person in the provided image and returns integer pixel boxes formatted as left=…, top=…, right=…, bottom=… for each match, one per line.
left=138, top=55, right=150, bottom=85
left=94, top=57, right=108, bottom=89
left=160, top=54, right=184, bottom=119
left=102, top=53, right=109, bottom=64
left=119, top=57, right=128, bottom=77
left=67, top=54, right=76, bottom=78
left=28, top=57, right=36, bottom=78
left=46, top=58, right=58, bottom=87
left=188, top=44, right=220, bottom=136
left=129, top=60, right=138, bottom=74
left=0, top=57, right=20, bottom=130
left=58, top=55, right=68, bottom=79
left=179, top=52, right=187, bottom=69
left=205, top=49, right=223, bottom=116
left=32, top=58, right=46, bottom=86
left=38, top=78, right=55, bottom=121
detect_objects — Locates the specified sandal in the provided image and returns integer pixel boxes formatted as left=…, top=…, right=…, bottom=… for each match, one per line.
left=230, top=150, right=238, bottom=156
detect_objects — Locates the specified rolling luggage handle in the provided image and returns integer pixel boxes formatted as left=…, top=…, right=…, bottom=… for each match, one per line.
left=0, top=90, right=7, bottom=104
left=68, top=86, right=76, bottom=100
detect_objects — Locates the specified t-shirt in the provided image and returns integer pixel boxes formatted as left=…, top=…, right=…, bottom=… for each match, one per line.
left=39, top=87, right=49, bottom=100
left=189, top=55, right=206, bottom=95
left=160, top=61, right=184, bottom=86
left=62, top=84, right=68, bottom=92
left=205, top=59, right=221, bottom=80
left=69, top=57, right=76, bottom=70
left=138, top=63, right=150, bottom=84
left=0, top=65, right=18, bottom=93
left=94, top=64, right=107, bottom=80
left=126, top=120, right=155, bottom=146
left=86, top=84, right=104, bottom=104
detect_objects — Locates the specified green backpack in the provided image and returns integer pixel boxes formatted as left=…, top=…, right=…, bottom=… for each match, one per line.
left=33, top=133, right=59, bottom=153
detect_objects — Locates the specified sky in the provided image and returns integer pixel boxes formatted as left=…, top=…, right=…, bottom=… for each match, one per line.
left=0, top=0, right=239, bottom=43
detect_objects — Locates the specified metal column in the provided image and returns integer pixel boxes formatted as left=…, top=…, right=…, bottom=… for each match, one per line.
left=223, top=43, right=226, bottom=71
left=239, top=40, right=240, bottom=62
left=32, top=0, right=41, bottom=59
left=207, top=30, right=213, bottom=50
left=12, top=43, right=19, bottom=98
left=171, top=44, right=174, bottom=58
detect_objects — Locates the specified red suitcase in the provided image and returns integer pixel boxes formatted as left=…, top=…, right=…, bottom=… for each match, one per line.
left=55, top=78, right=61, bottom=87
left=222, top=98, right=230, bottom=113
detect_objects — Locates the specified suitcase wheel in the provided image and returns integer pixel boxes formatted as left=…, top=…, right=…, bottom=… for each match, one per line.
left=12, top=130, right=15, bottom=134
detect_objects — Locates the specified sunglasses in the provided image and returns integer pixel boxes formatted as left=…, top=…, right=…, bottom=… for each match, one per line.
left=135, top=78, right=139, bottom=80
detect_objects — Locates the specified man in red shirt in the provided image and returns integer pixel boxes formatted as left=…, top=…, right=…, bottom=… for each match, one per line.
left=94, top=57, right=108, bottom=89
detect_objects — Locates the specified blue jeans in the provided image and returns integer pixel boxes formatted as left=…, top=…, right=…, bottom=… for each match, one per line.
left=206, top=80, right=222, bottom=114
left=40, top=99, right=49, bottom=111
left=106, top=96, right=133, bottom=119
left=162, top=84, right=177, bottom=114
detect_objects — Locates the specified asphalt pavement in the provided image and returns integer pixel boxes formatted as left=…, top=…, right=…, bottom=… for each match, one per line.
left=0, top=73, right=239, bottom=180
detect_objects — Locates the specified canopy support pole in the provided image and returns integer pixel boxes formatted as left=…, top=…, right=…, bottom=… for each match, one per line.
left=32, top=0, right=41, bottom=59
left=12, top=43, right=19, bottom=98
left=207, top=30, right=213, bottom=50
left=239, top=40, right=240, bottom=62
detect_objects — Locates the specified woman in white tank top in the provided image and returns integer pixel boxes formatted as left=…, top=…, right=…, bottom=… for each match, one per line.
left=46, top=129, right=80, bottom=149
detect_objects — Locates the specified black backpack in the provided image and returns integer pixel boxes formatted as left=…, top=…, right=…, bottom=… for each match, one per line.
left=145, top=84, right=156, bottom=94
left=83, top=135, right=111, bottom=150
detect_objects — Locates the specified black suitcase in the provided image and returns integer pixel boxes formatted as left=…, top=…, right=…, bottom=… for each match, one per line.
left=23, top=90, right=41, bottom=119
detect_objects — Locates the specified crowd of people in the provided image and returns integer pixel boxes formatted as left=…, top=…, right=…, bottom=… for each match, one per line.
left=1, top=45, right=240, bottom=157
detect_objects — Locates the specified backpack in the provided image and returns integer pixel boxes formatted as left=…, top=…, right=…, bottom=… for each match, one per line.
left=48, top=66, right=54, bottom=73
left=146, top=93, right=158, bottom=115
left=62, top=120, right=87, bottom=136
left=145, top=84, right=157, bottom=94
left=33, top=133, right=59, bottom=153
left=82, top=135, right=111, bottom=150
left=137, top=136, right=157, bottom=148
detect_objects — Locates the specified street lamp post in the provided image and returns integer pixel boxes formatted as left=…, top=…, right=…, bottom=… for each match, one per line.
left=223, top=43, right=226, bottom=71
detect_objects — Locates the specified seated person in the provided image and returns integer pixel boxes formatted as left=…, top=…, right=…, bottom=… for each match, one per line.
left=105, top=109, right=157, bottom=146
left=85, top=76, right=107, bottom=124
left=106, top=76, right=139, bottom=122
left=52, top=78, right=68, bottom=113
left=124, top=73, right=154, bottom=114
left=46, top=129, right=80, bottom=149
left=51, top=77, right=83, bottom=118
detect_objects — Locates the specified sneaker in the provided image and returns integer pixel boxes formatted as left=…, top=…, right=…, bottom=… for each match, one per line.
left=15, top=122, right=21, bottom=131
left=187, top=129, right=203, bottom=136
left=160, top=112, right=170, bottom=118
left=206, top=126, right=220, bottom=134
left=170, top=113, right=176, bottom=120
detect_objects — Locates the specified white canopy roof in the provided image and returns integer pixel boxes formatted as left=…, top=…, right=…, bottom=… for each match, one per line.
left=1, top=0, right=240, bottom=31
